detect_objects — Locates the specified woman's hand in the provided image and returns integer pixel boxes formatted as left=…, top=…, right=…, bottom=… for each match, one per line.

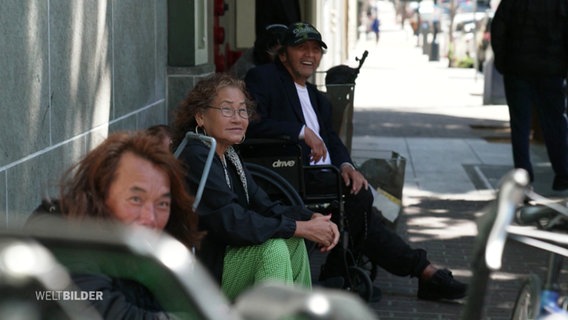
left=295, top=214, right=339, bottom=252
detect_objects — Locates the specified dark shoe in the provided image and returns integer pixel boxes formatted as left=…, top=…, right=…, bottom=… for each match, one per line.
left=553, top=176, right=568, bottom=191
left=320, top=263, right=382, bottom=303
left=417, top=269, right=467, bottom=301
left=318, top=261, right=345, bottom=289
left=369, top=285, right=382, bottom=303
left=319, top=276, right=345, bottom=289
left=319, top=262, right=340, bottom=279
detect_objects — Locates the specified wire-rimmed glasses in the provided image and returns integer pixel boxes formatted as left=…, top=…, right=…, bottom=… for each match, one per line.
left=207, top=106, right=252, bottom=119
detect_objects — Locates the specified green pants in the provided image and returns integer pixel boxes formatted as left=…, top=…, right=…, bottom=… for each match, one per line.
left=221, top=237, right=312, bottom=300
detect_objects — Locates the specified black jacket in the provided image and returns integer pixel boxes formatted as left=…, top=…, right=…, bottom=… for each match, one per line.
left=30, top=201, right=170, bottom=320
left=72, top=273, right=169, bottom=320
left=179, top=140, right=312, bottom=283
left=491, top=0, right=568, bottom=76
left=244, top=60, right=353, bottom=168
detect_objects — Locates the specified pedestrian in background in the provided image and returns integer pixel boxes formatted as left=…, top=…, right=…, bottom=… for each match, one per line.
left=491, top=0, right=568, bottom=191
left=146, top=124, right=173, bottom=152
left=370, top=14, right=380, bottom=44
left=230, top=24, right=288, bottom=79
left=255, top=0, right=300, bottom=39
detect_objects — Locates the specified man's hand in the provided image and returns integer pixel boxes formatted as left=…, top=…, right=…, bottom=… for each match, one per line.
left=304, top=127, right=328, bottom=163
left=340, top=164, right=369, bottom=195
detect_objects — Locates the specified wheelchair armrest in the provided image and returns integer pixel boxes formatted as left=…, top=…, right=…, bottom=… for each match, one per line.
left=302, top=165, right=343, bottom=202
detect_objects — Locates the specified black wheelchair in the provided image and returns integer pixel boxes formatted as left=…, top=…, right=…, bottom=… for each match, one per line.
left=237, top=138, right=378, bottom=302
left=236, top=50, right=378, bottom=301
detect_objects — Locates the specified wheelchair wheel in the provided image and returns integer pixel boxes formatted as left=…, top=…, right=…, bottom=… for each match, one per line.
left=345, top=266, right=373, bottom=302
left=344, top=247, right=377, bottom=283
left=511, top=274, right=541, bottom=320
left=357, top=255, right=378, bottom=282
left=245, top=162, right=304, bottom=206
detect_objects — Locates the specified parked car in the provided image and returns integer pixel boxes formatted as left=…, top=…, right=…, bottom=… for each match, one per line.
left=439, top=0, right=491, bottom=14
left=435, top=0, right=492, bottom=67
left=449, top=11, right=487, bottom=67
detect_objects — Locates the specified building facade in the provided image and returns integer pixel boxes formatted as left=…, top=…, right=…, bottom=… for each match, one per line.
left=0, top=0, right=358, bottom=226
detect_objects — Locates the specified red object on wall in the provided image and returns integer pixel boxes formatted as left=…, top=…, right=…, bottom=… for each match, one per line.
left=213, top=0, right=228, bottom=71
left=214, top=0, right=227, bottom=16
left=214, top=25, right=225, bottom=44
left=226, top=43, right=243, bottom=68
left=212, top=0, right=243, bottom=72
left=216, top=42, right=243, bottom=72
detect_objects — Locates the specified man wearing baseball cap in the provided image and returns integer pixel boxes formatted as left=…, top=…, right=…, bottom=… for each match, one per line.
left=245, top=22, right=467, bottom=302
left=282, top=22, right=328, bottom=49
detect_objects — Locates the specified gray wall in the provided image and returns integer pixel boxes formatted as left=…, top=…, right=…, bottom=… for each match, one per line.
left=0, top=0, right=213, bottom=227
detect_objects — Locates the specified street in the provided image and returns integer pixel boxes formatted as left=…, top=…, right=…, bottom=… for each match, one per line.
left=343, top=1, right=563, bottom=319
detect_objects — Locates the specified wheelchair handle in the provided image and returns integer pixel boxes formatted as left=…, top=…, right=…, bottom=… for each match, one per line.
left=355, top=50, right=369, bottom=73
left=174, top=132, right=217, bottom=211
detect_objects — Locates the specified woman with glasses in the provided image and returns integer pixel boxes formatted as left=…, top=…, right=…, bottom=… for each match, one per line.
left=172, top=73, right=339, bottom=300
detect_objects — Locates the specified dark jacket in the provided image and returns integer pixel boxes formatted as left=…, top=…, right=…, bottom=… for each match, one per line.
left=179, top=140, right=312, bottom=283
left=491, top=0, right=568, bottom=76
left=71, top=273, right=169, bottom=320
left=30, top=201, right=169, bottom=320
left=245, top=60, right=352, bottom=168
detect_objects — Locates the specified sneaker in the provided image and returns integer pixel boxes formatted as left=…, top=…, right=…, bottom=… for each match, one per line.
left=417, top=269, right=467, bottom=300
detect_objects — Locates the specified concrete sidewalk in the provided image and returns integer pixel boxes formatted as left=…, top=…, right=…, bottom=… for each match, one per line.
left=343, top=2, right=560, bottom=319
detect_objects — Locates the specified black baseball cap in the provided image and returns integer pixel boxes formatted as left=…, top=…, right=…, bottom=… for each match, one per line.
left=283, top=22, right=327, bottom=49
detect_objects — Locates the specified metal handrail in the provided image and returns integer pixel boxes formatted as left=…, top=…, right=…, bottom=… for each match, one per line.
left=174, top=132, right=217, bottom=211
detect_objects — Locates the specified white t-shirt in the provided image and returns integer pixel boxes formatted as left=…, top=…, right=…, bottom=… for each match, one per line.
left=295, top=83, right=331, bottom=165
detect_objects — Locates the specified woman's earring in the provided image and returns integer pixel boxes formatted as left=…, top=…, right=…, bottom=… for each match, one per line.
left=194, top=125, right=207, bottom=136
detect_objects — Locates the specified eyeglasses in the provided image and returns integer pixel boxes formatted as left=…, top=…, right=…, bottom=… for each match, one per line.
left=207, top=106, right=252, bottom=119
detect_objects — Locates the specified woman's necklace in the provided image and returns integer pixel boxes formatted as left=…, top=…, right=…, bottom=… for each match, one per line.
left=220, top=155, right=231, bottom=189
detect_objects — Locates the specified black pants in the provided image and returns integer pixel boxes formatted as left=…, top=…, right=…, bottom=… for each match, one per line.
left=503, top=74, right=568, bottom=182
left=305, top=170, right=430, bottom=279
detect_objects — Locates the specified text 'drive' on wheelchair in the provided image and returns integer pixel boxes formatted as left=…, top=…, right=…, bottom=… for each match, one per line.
left=237, top=138, right=377, bottom=302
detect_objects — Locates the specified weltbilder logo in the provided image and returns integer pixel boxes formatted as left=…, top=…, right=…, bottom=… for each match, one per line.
left=272, top=159, right=296, bottom=168
left=35, top=290, right=103, bottom=301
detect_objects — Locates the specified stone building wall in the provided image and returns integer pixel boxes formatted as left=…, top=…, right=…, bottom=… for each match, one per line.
left=0, top=0, right=213, bottom=226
